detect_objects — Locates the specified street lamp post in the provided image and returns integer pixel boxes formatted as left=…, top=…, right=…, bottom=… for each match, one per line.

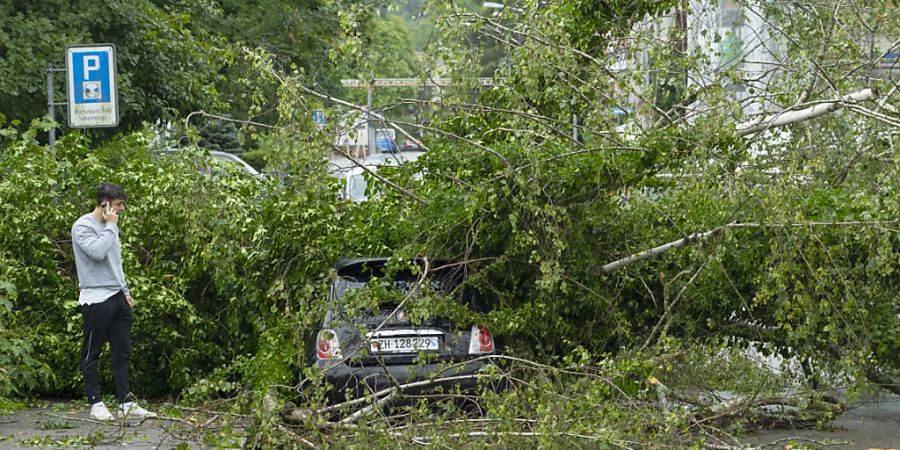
left=367, top=82, right=375, bottom=156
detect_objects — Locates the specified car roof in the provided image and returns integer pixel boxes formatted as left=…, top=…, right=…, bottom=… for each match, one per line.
left=208, top=151, right=261, bottom=176
left=335, top=257, right=450, bottom=277
left=159, top=148, right=261, bottom=177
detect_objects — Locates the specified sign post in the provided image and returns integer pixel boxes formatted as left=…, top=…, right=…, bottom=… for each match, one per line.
left=66, top=44, right=119, bottom=128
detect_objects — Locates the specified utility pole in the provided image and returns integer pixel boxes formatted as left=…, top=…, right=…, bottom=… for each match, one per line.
left=340, top=77, right=502, bottom=155
left=367, top=81, right=376, bottom=156
left=47, top=66, right=55, bottom=152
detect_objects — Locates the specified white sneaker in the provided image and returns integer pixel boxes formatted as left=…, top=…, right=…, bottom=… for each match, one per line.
left=119, top=401, right=157, bottom=419
left=90, top=402, right=115, bottom=422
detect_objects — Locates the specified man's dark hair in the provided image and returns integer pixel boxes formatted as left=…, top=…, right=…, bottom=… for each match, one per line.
left=96, top=182, right=127, bottom=206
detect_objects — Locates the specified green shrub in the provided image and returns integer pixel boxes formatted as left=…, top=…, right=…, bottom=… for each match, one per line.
left=0, top=121, right=341, bottom=399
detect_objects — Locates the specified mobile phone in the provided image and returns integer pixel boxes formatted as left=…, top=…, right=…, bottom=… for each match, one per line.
left=101, top=201, right=110, bottom=215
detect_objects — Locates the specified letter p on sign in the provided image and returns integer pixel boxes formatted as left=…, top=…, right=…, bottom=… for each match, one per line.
left=83, top=55, right=101, bottom=79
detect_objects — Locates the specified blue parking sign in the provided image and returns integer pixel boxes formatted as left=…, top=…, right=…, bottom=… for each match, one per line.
left=67, top=44, right=118, bottom=128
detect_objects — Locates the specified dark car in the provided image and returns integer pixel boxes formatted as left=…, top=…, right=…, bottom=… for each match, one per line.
left=310, top=258, right=500, bottom=400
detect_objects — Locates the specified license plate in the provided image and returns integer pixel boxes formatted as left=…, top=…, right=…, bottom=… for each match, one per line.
left=370, top=336, right=440, bottom=353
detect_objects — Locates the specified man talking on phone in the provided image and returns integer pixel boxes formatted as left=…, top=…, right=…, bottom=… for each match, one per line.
left=71, top=182, right=156, bottom=421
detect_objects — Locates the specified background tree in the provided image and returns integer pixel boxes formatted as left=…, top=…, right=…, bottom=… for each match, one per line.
left=0, top=0, right=229, bottom=133
left=0, top=0, right=366, bottom=144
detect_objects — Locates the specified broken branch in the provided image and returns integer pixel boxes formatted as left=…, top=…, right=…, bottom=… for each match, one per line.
left=736, top=89, right=877, bottom=136
left=601, top=220, right=900, bottom=273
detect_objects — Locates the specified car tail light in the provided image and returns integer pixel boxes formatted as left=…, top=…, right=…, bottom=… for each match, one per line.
left=469, top=325, right=494, bottom=354
left=316, top=329, right=341, bottom=360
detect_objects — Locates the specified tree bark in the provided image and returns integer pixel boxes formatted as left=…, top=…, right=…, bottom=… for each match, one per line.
left=602, top=220, right=900, bottom=273
left=601, top=228, right=723, bottom=273
left=736, top=89, right=877, bottom=136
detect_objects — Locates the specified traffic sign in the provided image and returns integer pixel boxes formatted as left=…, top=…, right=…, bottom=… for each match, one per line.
left=313, top=110, right=325, bottom=129
left=66, top=44, right=119, bottom=128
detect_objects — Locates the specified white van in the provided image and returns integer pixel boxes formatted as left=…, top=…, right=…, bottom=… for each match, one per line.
left=328, top=151, right=425, bottom=202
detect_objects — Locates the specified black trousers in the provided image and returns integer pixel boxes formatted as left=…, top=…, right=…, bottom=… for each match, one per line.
left=80, top=291, right=133, bottom=405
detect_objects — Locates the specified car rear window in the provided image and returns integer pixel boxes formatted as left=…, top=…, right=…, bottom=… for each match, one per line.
left=332, top=276, right=451, bottom=300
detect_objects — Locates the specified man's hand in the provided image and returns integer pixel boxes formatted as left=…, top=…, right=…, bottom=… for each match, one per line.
left=103, top=207, right=119, bottom=225
left=126, top=295, right=134, bottom=307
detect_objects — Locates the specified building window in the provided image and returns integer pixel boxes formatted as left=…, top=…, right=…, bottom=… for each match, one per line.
left=719, top=0, right=744, bottom=69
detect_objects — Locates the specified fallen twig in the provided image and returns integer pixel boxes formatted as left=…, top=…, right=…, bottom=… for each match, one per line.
left=758, top=436, right=851, bottom=448
left=162, top=403, right=254, bottom=419
left=338, top=387, right=399, bottom=424
left=38, top=412, right=110, bottom=425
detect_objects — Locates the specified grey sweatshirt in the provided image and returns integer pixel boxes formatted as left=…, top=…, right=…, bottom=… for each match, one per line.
left=71, top=213, right=130, bottom=295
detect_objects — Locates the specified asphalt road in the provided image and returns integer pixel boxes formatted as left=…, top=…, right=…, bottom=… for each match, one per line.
left=0, top=401, right=229, bottom=450
left=0, top=394, right=897, bottom=449
left=744, top=392, right=900, bottom=449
